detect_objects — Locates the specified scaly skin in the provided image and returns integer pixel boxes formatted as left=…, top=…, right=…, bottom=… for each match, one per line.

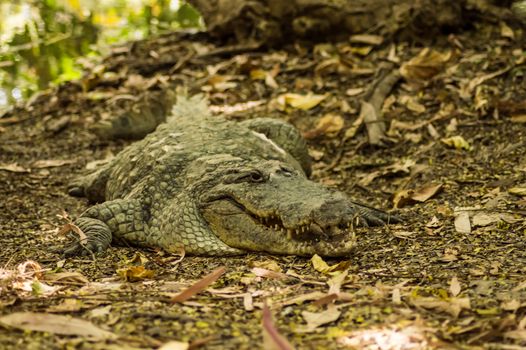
left=65, top=95, right=397, bottom=257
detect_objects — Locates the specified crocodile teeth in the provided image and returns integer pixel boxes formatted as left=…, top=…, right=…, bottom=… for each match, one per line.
left=287, top=229, right=292, bottom=240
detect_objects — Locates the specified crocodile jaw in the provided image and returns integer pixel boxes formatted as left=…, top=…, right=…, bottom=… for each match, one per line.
left=200, top=199, right=357, bottom=257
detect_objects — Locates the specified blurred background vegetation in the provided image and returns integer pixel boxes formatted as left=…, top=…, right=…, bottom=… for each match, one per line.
left=0, top=0, right=201, bottom=112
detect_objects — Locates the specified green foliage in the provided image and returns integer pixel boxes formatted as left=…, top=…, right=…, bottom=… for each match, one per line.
left=0, top=0, right=201, bottom=111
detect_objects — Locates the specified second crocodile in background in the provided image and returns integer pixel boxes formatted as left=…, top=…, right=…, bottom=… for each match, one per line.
left=65, top=94, right=398, bottom=257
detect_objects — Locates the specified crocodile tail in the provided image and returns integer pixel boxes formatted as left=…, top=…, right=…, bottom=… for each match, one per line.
left=167, top=92, right=211, bottom=122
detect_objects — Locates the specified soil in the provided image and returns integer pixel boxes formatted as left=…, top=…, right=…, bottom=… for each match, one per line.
left=0, top=22, right=525, bottom=350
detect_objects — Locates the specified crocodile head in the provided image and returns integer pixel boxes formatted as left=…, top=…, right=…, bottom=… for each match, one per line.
left=187, top=157, right=392, bottom=257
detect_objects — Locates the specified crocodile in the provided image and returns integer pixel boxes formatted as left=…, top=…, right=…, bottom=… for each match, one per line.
left=64, top=94, right=397, bottom=257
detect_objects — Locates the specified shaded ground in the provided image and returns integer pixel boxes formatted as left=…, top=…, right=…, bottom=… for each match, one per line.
left=1, top=21, right=526, bottom=349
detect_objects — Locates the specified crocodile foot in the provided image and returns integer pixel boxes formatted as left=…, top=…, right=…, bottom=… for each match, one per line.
left=63, top=217, right=113, bottom=256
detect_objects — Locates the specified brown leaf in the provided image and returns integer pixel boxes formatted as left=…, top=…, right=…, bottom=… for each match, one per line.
left=251, top=267, right=290, bottom=280
left=42, top=271, right=89, bottom=285
left=262, top=303, right=294, bottom=350
left=400, top=48, right=451, bottom=83
left=171, top=267, right=226, bottom=303
left=0, top=312, right=116, bottom=340
left=411, top=183, right=443, bottom=202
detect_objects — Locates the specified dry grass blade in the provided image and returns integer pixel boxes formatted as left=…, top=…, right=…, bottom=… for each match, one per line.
left=171, top=266, right=226, bottom=303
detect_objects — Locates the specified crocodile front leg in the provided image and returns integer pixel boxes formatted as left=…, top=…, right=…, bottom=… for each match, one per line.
left=64, top=198, right=146, bottom=256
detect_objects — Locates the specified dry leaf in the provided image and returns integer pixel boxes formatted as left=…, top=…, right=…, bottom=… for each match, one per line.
left=509, top=187, right=526, bottom=196
left=0, top=163, right=30, bottom=173
left=303, top=114, right=344, bottom=139
left=411, top=183, right=443, bottom=202
left=298, top=305, right=341, bottom=333
left=411, top=296, right=470, bottom=318
left=441, top=136, right=472, bottom=151
left=472, top=212, right=519, bottom=227
left=345, top=88, right=364, bottom=96
left=116, top=265, right=155, bottom=282
left=262, top=303, right=294, bottom=350
left=251, top=260, right=282, bottom=272
left=349, top=34, right=383, bottom=46
left=400, top=48, right=451, bottom=83
left=281, top=93, right=327, bottom=110
left=158, top=341, right=190, bottom=350
left=449, top=276, right=461, bottom=297
left=454, top=212, right=471, bottom=234
left=511, top=115, right=526, bottom=123
left=311, top=254, right=352, bottom=275
left=251, top=267, right=290, bottom=280
left=0, top=312, right=116, bottom=340
left=171, top=267, right=226, bottom=303
left=32, top=159, right=76, bottom=168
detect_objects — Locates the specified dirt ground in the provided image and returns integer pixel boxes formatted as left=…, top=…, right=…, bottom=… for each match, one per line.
left=1, top=20, right=526, bottom=350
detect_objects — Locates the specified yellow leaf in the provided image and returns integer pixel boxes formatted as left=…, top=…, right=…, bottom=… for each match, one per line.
left=509, top=187, right=526, bottom=196
left=282, top=93, right=328, bottom=110
left=311, top=254, right=352, bottom=275
left=116, top=266, right=155, bottom=282
left=250, top=69, right=267, bottom=80
left=441, top=136, right=472, bottom=151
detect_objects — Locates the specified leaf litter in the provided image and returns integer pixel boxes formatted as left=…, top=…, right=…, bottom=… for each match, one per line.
left=1, top=11, right=526, bottom=350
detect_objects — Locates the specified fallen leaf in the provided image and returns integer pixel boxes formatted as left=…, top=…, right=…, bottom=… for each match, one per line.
left=32, top=159, right=76, bottom=168
left=472, top=212, right=519, bottom=227
left=0, top=163, right=30, bottom=173
left=509, top=187, right=526, bottom=196
left=400, top=48, right=451, bottom=83
left=47, top=299, right=88, bottom=313
left=251, top=267, right=290, bottom=280
left=0, top=312, right=116, bottom=340
left=298, top=305, right=342, bottom=333
left=345, top=88, right=364, bottom=96
left=449, top=276, right=461, bottom=297
left=411, top=296, right=470, bottom=318
left=392, top=183, right=442, bottom=208
left=511, top=115, right=526, bottom=123
left=501, top=299, right=521, bottom=311
left=280, top=93, right=327, bottom=110
left=454, top=212, right=471, bottom=234
left=311, top=254, right=352, bottom=275
left=349, top=34, right=383, bottom=46
left=441, top=136, right=472, bottom=151
left=251, top=260, right=282, bottom=272
left=158, top=341, right=190, bottom=350
left=42, top=271, right=89, bottom=285
left=411, top=183, right=443, bottom=202
left=262, top=302, right=294, bottom=350
left=505, top=330, right=526, bottom=341
left=277, top=292, right=327, bottom=307
left=171, top=267, right=226, bottom=303
left=116, top=265, right=155, bottom=282
left=303, top=114, right=344, bottom=139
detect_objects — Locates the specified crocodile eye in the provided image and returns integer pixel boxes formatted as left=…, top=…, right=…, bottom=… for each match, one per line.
left=249, top=171, right=264, bottom=182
